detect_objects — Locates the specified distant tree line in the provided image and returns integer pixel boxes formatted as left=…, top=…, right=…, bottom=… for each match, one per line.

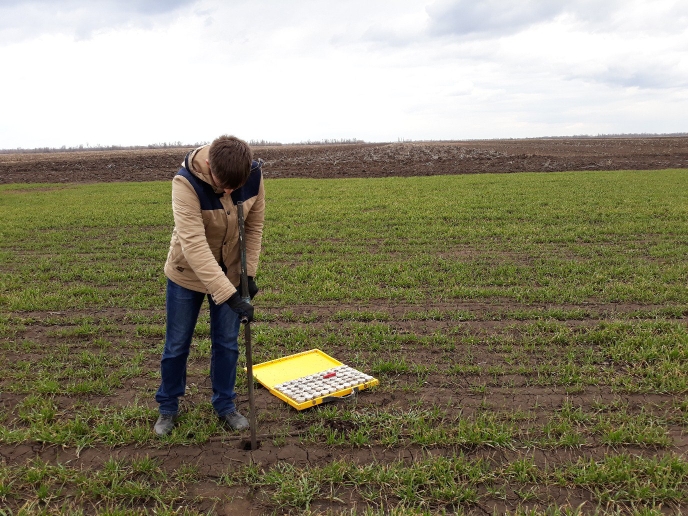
left=249, top=139, right=283, bottom=146
left=531, top=132, right=688, bottom=139
left=285, top=138, right=364, bottom=146
left=399, top=133, right=688, bottom=144
left=0, top=141, right=210, bottom=154
left=2, top=133, right=685, bottom=153
left=0, top=138, right=368, bottom=153
left=245, top=138, right=366, bottom=146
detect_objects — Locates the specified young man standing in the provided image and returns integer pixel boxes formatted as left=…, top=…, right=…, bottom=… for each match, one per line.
left=154, top=135, right=265, bottom=436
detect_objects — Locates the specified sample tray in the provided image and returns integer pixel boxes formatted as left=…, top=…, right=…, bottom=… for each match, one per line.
left=251, top=349, right=379, bottom=410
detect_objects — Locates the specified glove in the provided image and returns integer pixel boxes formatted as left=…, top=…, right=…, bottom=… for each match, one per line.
left=227, top=291, right=254, bottom=323
left=239, top=276, right=259, bottom=300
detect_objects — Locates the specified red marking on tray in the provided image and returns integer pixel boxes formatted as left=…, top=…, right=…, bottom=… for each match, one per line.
left=322, top=372, right=336, bottom=379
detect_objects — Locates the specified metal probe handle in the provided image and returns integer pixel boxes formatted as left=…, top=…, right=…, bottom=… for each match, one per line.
left=237, top=201, right=258, bottom=450
left=237, top=201, right=251, bottom=317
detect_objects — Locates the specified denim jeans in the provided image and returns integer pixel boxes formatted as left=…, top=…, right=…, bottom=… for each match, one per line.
left=155, top=279, right=241, bottom=417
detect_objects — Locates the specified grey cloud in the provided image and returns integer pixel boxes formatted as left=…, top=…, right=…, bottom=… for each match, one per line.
left=583, top=63, right=688, bottom=90
left=115, top=0, right=195, bottom=15
left=0, top=0, right=194, bottom=15
left=426, top=0, right=563, bottom=37
left=0, top=0, right=197, bottom=40
left=425, top=0, right=626, bottom=38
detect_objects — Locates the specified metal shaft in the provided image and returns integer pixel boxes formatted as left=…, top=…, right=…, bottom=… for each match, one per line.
left=237, top=201, right=258, bottom=450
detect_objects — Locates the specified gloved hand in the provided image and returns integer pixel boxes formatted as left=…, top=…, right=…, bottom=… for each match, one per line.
left=227, top=291, right=254, bottom=323
left=239, top=276, right=259, bottom=300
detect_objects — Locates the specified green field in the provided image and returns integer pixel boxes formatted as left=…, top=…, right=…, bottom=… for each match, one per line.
left=0, top=169, right=687, bottom=514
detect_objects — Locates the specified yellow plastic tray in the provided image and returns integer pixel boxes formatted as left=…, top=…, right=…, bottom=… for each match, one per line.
left=251, top=349, right=379, bottom=410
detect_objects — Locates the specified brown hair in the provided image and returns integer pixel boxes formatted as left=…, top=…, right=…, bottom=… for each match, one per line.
left=208, top=135, right=253, bottom=190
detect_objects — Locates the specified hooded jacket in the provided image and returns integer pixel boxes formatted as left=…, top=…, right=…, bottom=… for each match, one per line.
left=164, top=145, right=265, bottom=305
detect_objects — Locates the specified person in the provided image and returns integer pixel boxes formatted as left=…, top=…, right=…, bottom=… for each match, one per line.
left=154, top=135, right=265, bottom=436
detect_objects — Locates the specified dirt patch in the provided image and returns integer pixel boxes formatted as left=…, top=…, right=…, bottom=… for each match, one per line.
left=2, top=300, right=687, bottom=513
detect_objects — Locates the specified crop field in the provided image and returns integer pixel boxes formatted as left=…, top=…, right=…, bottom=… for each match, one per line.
left=1, top=143, right=688, bottom=514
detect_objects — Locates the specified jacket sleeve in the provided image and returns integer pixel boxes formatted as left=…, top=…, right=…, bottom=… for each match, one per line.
left=244, top=176, right=265, bottom=277
left=172, top=175, right=236, bottom=304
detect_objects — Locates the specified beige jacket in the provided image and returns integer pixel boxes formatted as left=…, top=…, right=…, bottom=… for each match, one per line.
left=164, top=145, right=265, bottom=304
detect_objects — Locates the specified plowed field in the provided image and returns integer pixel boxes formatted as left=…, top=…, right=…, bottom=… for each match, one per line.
left=1, top=137, right=687, bottom=183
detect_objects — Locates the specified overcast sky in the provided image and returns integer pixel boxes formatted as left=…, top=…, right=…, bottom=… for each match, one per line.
left=1, top=0, right=686, bottom=148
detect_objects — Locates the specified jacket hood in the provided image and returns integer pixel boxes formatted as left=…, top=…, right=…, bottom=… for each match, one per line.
left=181, top=145, right=225, bottom=195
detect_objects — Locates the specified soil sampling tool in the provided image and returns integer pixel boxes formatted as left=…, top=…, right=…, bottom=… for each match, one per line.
left=252, top=349, right=379, bottom=410
left=237, top=201, right=259, bottom=451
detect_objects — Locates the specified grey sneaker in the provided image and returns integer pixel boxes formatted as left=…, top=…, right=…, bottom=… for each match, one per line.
left=219, top=410, right=249, bottom=431
left=154, top=413, right=178, bottom=436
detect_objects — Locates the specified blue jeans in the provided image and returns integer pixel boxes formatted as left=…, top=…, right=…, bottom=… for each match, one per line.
left=155, top=279, right=241, bottom=417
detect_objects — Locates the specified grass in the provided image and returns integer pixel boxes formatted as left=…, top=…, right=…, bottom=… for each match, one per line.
left=0, top=456, right=201, bottom=514
left=0, top=168, right=687, bottom=513
left=216, top=452, right=688, bottom=512
left=2, top=170, right=688, bottom=311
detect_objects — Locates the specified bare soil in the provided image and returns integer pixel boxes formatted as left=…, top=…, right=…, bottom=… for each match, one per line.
left=1, top=137, right=687, bottom=184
